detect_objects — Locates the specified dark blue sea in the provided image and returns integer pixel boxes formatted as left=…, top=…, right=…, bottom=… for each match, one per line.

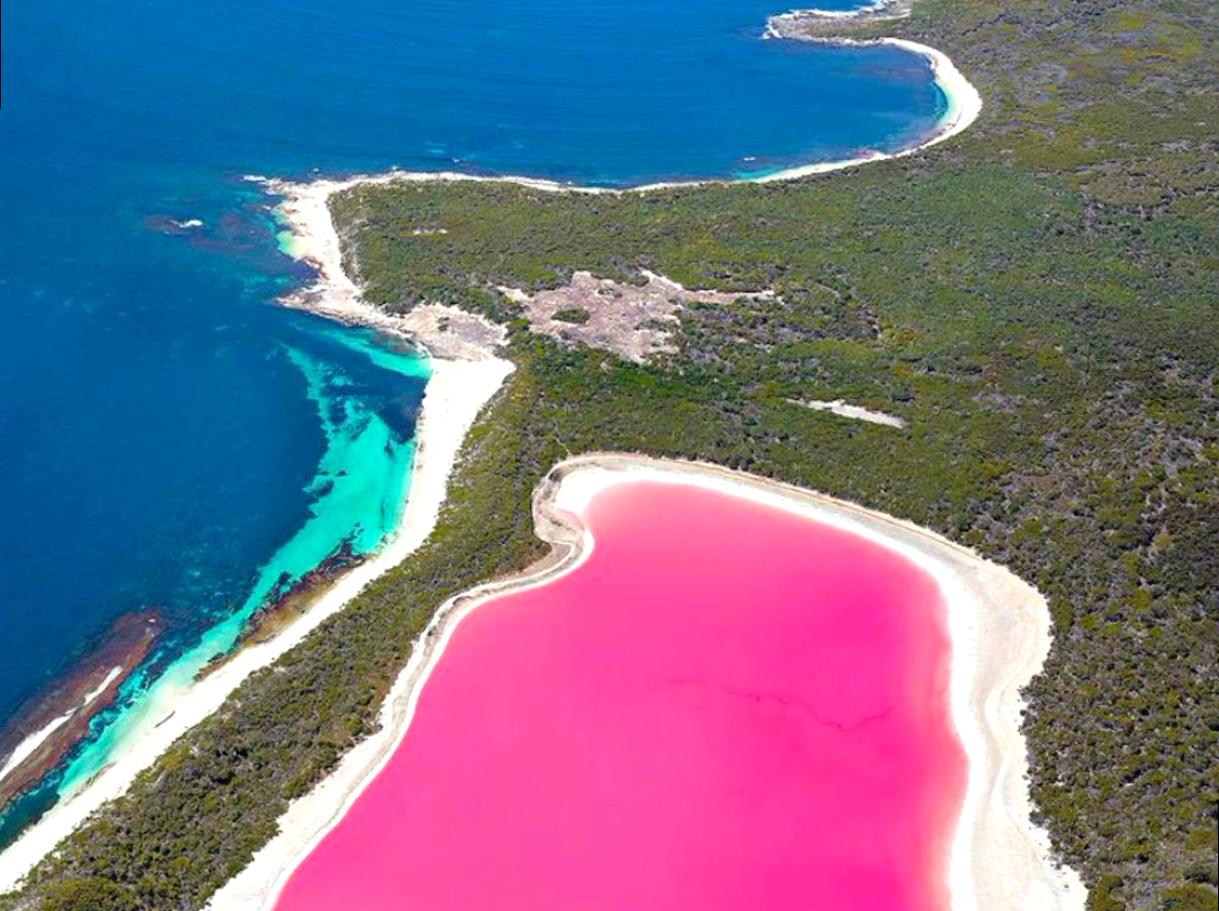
left=0, top=0, right=946, bottom=847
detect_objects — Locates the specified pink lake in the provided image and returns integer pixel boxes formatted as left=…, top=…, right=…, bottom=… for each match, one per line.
left=276, top=478, right=967, bottom=911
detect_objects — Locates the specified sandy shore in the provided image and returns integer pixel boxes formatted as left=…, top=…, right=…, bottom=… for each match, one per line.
left=757, top=0, right=983, bottom=176
left=756, top=28, right=982, bottom=181
left=210, top=453, right=1085, bottom=911
left=248, top=21, right=980, bottom=204
left=0, top=184, right=513, bottom=895
left=1, top=7, right=979, bottom=892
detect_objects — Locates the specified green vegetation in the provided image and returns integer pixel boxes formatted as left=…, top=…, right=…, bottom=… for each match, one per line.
left=3, top=0, right=1216, bottom=909
left=549, top=307, right=591, bottom=324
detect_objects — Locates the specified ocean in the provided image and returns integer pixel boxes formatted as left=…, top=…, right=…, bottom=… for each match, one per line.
left=0, top=0, right=946, bottom=846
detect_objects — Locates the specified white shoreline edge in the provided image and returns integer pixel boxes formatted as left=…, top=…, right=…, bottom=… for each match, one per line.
left=247, top=21, right=982, bottom=200
left=0, top=194, right=514, bottom=892
left=212, top=454, right=1087, bottom=911
left=0, top=7, right=984, bottom=893
left=0, top=667, right=122, bottom=787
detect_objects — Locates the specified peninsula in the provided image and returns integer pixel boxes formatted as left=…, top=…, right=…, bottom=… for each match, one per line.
left=0, top=2, right=1214, bottom=911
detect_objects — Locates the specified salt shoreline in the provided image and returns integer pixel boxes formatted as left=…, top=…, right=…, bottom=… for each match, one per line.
left=211, top=454, right=1086, bottom=911
left=0, top=7, right=981, bottom=893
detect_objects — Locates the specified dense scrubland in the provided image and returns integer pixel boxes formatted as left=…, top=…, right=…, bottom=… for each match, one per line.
left=3, top=1, right=1216, bottom=909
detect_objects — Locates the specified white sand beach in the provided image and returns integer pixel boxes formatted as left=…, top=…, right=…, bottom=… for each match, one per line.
left=755, top=34, right=982, bottom=182
left=249, top=20, right=982, bottom=208
left=209, top=453, right=1086, bottom=911
left=1, top=7, right=982, bottom=892
left=0, top=180, right=513, bottom=895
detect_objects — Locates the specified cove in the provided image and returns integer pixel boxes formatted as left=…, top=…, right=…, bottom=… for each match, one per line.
left=275, top=478, right=967, bottom=911
left=1, top=0, right=953, bottom=849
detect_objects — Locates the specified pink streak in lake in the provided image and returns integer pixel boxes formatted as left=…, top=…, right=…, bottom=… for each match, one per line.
left=276, top=480, right=966, bottom=911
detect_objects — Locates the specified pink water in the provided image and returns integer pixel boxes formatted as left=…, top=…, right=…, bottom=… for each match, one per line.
left=276, top=479, right=966, bottom=911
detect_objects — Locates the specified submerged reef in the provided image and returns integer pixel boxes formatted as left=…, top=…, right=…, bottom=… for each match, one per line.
left=0, top=611, right=162, bottom=810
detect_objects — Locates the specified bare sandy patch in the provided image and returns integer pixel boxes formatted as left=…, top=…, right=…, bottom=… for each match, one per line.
left=791, top=397, right=908, bottom=428
left=499, top=270, right=771, bottom=363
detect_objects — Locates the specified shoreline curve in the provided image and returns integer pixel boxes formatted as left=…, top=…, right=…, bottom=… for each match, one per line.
left=0, top=3, right=980, bottom=891
left=0, top=238, right=513, bottom=893
left=210, top=454, right=1086, bottom=911
left=253, top=8, right=982, bottom=198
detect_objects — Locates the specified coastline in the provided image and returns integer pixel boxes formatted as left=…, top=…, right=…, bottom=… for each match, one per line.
left=0, top=188, right=513, bottom=893
left=209, top=454, right=1087, bottom=911
left=766, top=0, right=913, bottom=31
left=755, top=28, right=982, bottom=182
left=0, top=612, right=161, bottom=810
left=216, top=27, right=987, bottom=902
left=248, top=20, right=981, bottom=200
left=0, top=6, right=977, bottom=891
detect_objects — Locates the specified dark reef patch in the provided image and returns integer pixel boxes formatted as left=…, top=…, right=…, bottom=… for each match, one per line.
left=0, top=611, right=162, bottom=811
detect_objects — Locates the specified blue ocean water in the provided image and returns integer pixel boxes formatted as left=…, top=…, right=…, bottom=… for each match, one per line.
left=0, top=0, right=946, bottom=847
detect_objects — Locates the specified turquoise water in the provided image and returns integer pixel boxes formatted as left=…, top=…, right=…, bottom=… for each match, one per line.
left=0, top=0, right=947, bottom=847
left=0, top=307, right=430, bottom=841
left=56, top=332, right=429, bottom=801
